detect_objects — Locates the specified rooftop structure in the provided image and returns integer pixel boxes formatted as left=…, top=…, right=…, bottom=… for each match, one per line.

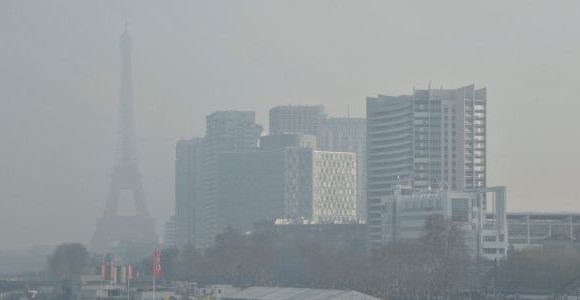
left=507, top=212, right=580, bottom=251
left=222, top=287, right=380, bottom=300
left=269, top=105, right=326, bottom=136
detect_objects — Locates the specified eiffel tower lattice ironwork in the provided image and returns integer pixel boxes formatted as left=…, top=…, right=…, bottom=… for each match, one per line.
left=90, top=23, right=158, bottom=254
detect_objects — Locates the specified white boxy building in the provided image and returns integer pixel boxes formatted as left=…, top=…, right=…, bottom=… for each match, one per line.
left=312, top=151, right=358, bottom=224
left=376, top=185, right=508, bottom=260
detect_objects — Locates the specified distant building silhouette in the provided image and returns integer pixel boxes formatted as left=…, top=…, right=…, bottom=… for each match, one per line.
left=164, top=215, right=177, bottom=248
left=175, top=138, right=203, bottom=248
left=90, top=25, right=157, bottom=256
left=201, top=111, right=262, bottom=247
left=269, top=105, right=326, bottom=136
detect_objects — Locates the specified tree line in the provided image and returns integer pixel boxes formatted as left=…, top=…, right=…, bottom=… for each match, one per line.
left=45, top=216, right=580, bottom=299
left=139, top=215, right=472, bottom=299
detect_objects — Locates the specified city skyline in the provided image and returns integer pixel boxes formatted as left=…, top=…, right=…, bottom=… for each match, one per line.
left=2, top=1, right=580, bottom=250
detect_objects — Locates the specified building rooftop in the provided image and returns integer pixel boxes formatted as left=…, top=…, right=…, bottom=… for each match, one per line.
left=222, top=287, right=380, bottom=300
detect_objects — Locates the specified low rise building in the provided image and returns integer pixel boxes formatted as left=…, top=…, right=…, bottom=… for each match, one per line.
left=375, top=186, right=507, bottom=260
left=507, top=212, right=580, bottom=251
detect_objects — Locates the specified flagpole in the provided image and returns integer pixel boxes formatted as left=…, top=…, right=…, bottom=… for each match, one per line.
left=152, top=249, right=157, bottom=300
left=152, top=274, right=156, bottom=300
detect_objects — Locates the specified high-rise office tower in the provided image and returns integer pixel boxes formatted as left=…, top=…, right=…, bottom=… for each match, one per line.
left=366, top=85, right=487, bottom=240
left=318, top=117, right=367, bottom=221
left=269, top=105, right=326, bottom=136
left=201, top=111, right=262, bottom=247
left=175, top=138, right=203, bottom=248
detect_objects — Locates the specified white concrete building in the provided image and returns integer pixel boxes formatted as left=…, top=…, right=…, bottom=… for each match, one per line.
left=377, top=186, right=507, bottom=260
left=312, top=151, right=358, bottom=224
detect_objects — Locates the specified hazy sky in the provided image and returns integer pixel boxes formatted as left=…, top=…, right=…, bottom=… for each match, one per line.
left=1, top=0, right=579, bottom=250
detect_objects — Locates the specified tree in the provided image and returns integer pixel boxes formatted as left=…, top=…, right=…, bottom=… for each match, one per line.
left=420, top=215, right=471, bottom=296
left=497, top=247, right=580, bottom=292
left=160, top=247, right=180, bottom=282
left=47, top=243, right=89, bottom=300
left=47, top=243, right=89, bottom=281
left=178, top=244, right=204, bottom=282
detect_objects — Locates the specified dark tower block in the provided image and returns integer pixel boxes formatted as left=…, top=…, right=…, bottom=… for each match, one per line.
left=90, top=24, right=158, bottom=255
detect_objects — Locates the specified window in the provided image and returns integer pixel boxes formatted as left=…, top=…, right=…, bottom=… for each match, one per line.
left=451, top=198, right=469, bottom=222
left=483, top=248, right=496, bottom=254
left=483, top=236, right=496, bottom=242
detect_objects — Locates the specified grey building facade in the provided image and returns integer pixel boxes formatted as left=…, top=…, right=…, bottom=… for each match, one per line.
left=174, top=111, right=263, bottom=249
left=269, top=105, right=326, bottom=136
left=218, top=145, right=313, bottom=232
left=217, top=134, right=358, bottom=232
left=202, top=111, right=262, bottom=247
left=175, top=138, right=203, bottom=248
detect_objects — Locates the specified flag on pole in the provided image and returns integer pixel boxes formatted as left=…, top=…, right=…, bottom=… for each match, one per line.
left=99, top=263, right=107, bottom=280
left=100, top=264, right=106, bottom=280
left=127, top=264, right=133, bottom=280
left=153, top=249, right=162, bottom=278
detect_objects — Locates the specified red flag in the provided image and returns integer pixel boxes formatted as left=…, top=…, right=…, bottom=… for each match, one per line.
left=100, top=264, right=106, bottom=280
left=127, top=264, right=133, bottom=281
left=152, top=249, right=162, bottom=278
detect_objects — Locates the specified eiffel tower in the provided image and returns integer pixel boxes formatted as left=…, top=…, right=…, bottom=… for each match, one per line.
left=90, top=23, right=158, bottom=254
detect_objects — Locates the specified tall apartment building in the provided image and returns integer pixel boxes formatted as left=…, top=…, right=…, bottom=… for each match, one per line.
left=175, top=138, right=203, bottom=248
left=366, top=85, right=487, bottom=236
left=318, top=117, right=367, bottom=221
left=269, top=105, right=326, bottom=136
left=201, top=111, right=262, bottom=247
